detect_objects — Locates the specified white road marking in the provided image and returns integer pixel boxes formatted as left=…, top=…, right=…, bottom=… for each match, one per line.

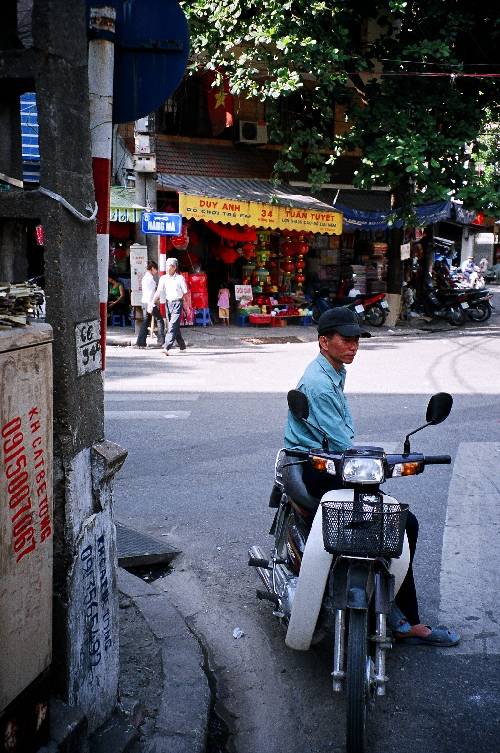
left=439, top=442, right=500, bottom=654
left=105, top=393, right=200, bottom=402
left=105, top=410, right=191, bottom=420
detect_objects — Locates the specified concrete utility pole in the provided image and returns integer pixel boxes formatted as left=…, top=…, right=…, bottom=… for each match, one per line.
left=133, top=114, right=158, bottom=331
left=134, top=113, right=158, bottom=259
left=0, top=0, right=126, bottom=744
left=88, top=2, right=116, bottom=369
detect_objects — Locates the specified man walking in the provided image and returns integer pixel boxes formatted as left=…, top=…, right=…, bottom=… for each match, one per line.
left=154, top=258, right=188, bottom=355
left=135, top=261, right=165, bottom=348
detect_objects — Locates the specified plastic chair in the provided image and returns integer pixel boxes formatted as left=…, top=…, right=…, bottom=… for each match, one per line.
left=194, top=308, right=213, bottom=327
left=110, top=313, right=129, bottom=327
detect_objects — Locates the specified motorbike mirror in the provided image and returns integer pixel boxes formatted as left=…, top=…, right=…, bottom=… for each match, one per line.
left=426, top=392, right=453, bottom=425
left=287, top=390, right=309, bottom=420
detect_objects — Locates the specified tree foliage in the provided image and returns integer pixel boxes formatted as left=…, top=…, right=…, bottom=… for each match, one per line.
left=183, top=0, right=500, bottom=215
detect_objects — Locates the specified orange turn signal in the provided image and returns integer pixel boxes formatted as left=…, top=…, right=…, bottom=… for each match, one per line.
left=311, top=456, right=327, bottom=471
left=393, top=462, right=421, bottom=477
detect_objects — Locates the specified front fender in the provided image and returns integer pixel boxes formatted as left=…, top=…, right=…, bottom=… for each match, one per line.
left=285, top=505, right=332, bottom=651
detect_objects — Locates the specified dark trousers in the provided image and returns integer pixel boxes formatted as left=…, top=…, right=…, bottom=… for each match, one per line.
left=164, top=299, right=186, bottom=351
left=136, top=305, right=165, bottom=346
left=303, top=465, right=421, bottom=626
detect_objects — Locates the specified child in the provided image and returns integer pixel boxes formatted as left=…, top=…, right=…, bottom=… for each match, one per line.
left=217, top=285, right=230, bottom=326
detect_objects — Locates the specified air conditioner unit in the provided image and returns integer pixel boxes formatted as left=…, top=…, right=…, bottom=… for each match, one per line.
left=238, top=120, right=268, bottom=145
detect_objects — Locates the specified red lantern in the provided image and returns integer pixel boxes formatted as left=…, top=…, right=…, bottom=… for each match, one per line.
left=171, top=224, right=189, bottom=250
left=295, top=272, right=305, bottom=285
left=296, top=255, right=305, bottom=271
left=282, top=258, right=295, bottom=274
left=219, top=247, right=239, bottom=265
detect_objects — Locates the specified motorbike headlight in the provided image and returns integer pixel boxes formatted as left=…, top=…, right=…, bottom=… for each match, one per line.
left=342, top=457, right=384, bottom=484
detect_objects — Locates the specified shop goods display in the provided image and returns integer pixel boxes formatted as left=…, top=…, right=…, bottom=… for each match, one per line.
left=0, top=282, right=44, bottom=328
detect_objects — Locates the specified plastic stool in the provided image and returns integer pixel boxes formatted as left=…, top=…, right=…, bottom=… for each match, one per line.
left=301, top=315, right=313, bottom=326
left=110, top=313, right=128, bottom=327
left=237, top=314, right=248, bottom=326
left=194, top=308, right=213, bottom=327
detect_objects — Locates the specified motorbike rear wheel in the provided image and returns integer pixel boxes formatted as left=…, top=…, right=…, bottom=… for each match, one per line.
left=467, top=301, right=492, bottom=322
left=346, top=609, right=369, bottom=753
left=365, top=305, right=386, bottom=327
left=312, top=306, right=321, bottom=324
left=447, top=306, right=466, bottom=326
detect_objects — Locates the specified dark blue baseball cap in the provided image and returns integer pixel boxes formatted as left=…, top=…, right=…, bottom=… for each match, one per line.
left=317, top=307, right=371, bottom=337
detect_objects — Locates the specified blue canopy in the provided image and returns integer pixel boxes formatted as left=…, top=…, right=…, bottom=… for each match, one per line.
left=335, top=200, right=451, bottom=230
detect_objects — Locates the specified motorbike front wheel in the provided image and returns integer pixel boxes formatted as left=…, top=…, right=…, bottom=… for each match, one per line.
left=346, top=609, right=369, bottom=753
left=365, top=305, right=386, bottom=327
left=467, top=301, right=492, bottom=322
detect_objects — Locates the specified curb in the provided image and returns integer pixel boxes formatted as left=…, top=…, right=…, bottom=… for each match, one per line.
left=117, top=568, right=211, bottom=753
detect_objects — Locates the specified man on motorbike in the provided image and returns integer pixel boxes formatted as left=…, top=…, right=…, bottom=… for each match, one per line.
left=284, top=307, right=460, bottom=647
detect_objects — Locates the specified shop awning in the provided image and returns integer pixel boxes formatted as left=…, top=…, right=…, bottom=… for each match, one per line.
left=157, top=175, right=343, bottom=235
left=110, top=186, right=146, bottom=222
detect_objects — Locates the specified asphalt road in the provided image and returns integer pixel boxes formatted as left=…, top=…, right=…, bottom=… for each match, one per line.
left=104, top=320, right=500, bottom=753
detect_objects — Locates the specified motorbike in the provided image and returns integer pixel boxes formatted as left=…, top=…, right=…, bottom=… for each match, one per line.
left=424, top=284, right=493, bottom=325
left=249, top=391, right=452, bottom=753
left=350, top=292, right=389, bottom=327
left=311, top=289, right=389, bottom=328
left=432, top=261, right=493, bottom=322
left=422, top=285, right=471, bottom=325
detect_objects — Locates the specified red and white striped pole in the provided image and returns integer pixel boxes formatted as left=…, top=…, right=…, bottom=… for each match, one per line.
left=159, top=235, right=167, bottom=318
left=88, top=4, right=116, bottom=369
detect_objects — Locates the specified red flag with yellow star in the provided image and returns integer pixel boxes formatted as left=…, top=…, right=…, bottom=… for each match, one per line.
left=204, top=72, right=234, bottom=136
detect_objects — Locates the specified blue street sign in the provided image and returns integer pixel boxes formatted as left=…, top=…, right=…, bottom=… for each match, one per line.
left=141, top=212, right=183, bottom=236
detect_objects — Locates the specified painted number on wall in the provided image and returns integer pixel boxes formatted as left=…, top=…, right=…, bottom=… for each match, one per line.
left=75, top=319, right=102, bottom=375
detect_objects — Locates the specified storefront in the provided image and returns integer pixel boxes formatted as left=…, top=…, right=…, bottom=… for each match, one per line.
left=109, top=186, right=144, bottom=279
left=156, top=175, right=342, bottom=325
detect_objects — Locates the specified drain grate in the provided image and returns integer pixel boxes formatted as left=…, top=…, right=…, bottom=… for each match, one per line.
left=241, top=336, right=303, bottom=345
left=116, top=522, right=179, bottom=569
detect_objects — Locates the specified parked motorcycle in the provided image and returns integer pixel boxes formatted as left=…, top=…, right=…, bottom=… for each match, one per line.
left=311, top=289, right=389, bottom=327
left=424, top=284, right=493, bottom=325
left=249, top=391, right=452, bottom=753
left=351, top=292, right=389, bottom=327
left=422, top=285, right=470, bottom=325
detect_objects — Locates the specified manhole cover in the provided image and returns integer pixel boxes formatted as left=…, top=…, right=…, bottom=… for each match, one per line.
left=241, top=336, right=303, bottom=345
left=116, top=522, right=179, bottom=568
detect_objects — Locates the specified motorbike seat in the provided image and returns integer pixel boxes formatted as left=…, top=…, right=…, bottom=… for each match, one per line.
left=282, top=459, right=320, bottom=513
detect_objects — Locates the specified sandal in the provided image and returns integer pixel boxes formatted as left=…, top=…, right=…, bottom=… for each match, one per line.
left=389, top=605, right=460, bottom=647
left=395, top=625, right=460, bottom=647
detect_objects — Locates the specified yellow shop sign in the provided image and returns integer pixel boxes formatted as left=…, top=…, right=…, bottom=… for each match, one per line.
left=178, top=193, right=342, bottom=235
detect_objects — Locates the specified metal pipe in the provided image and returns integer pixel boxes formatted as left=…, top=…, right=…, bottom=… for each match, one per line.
left=332, top=608, right=346, bottom=692
left=374, top=613, right=388, bottom=696
left=248, top=546, right=272, bottom=592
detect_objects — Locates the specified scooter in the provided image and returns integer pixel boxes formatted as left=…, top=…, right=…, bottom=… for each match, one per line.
left=422, top=285, right=470, bottom=325
left=311, top=289, right=389, bottom=327
left=350, top=292, right=389, bottom=327
left=249, top=391, right=452, bottom=753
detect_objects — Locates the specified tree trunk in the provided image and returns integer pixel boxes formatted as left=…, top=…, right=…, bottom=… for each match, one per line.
left=384, top=184, right=410, bottom=326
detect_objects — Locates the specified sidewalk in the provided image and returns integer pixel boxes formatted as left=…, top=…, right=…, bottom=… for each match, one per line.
left=106, top=296, right=499, bottom=349
left=89, top=568, right=211, bottom=753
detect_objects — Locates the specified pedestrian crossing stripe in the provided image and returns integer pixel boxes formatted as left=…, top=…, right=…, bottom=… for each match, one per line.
left=439, top=442, right=500, bottom=655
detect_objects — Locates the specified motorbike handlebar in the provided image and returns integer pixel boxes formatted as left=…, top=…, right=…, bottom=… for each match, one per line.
left=423, top=455, right=451, bottom=465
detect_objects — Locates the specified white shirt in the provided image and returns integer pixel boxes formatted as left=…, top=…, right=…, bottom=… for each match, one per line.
left=156, top=273, right=188, bottom=303
left=141, top=270, right=157, bottom=306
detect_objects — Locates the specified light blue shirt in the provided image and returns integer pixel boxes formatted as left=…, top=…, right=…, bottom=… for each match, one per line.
left=284, top=353, right=354, bottom=453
